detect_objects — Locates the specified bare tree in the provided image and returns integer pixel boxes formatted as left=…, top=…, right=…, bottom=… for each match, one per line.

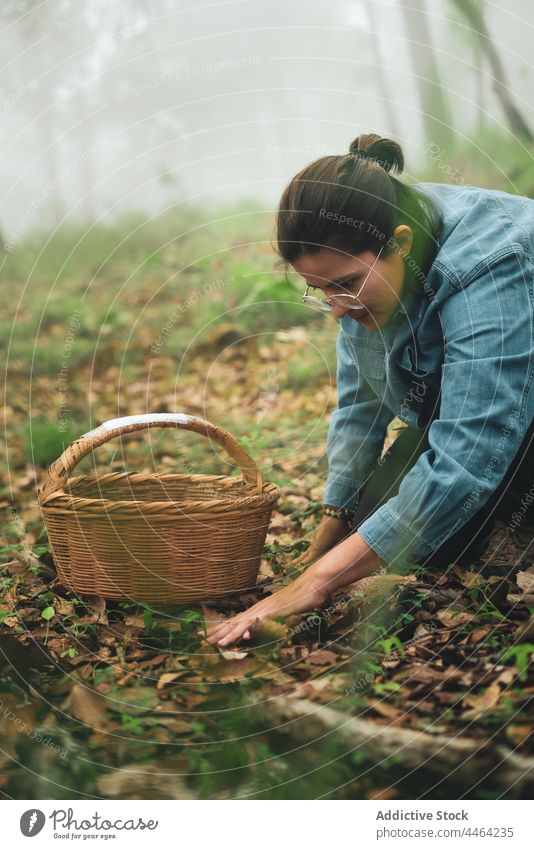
left=399, top=0, right=454, bottom=148
left=364, top=0, right=400, bottom=138
left=449, top=0, right=533, bottom=141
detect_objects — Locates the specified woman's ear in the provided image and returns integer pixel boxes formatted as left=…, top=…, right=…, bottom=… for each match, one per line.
left=393, top=224, right=414, bottom=257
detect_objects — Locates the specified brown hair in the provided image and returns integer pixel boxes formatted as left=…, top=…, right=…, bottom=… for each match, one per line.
left=275, top=133, right=442, bottom=292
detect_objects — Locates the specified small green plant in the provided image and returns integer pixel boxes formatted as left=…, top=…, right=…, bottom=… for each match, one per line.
left=501, top=643, right=534, bottom=682
left=373, top=681, right=402, bottom=696
left=41, top=605, right=55, bottom=644
left=121, top=714, right=145, bottom=735
left=141, top=604, right=153, bottom=635
left=60, top=647, right=79, bottom=659
left=0, top=610, right=17, bottom=626
left=376, top=636, right=405, bottom=658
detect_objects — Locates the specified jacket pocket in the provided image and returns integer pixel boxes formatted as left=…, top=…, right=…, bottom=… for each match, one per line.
left=346, top=336, right=386, bottom=381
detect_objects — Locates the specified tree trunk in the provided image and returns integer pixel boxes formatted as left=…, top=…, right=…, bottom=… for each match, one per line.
left=399, top=0, right=454, bottom=149
left=364, top=0, right=401, bottom=138
left=449, top=0, right=533, bottom=141
left=255, top=695, right=534, bottom=792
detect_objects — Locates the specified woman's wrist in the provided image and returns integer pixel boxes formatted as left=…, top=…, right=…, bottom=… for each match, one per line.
left=307, top=531, right=382, bottom=597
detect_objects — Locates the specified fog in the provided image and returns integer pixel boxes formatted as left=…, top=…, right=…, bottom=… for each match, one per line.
left=1, top=0, right=532, bottom=242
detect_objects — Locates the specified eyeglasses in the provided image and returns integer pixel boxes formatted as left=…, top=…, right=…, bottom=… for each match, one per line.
left=301, top=245, right=384, bottom=313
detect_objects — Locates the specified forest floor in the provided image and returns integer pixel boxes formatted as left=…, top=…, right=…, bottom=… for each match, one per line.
left=1, top=209, right=533, bottom=799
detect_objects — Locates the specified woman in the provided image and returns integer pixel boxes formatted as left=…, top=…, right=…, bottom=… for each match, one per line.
left=206, top=133, right=534, bottom=648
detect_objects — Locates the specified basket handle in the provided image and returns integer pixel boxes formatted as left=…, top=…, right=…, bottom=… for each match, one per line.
left=37, top=413, right=264, bottom=503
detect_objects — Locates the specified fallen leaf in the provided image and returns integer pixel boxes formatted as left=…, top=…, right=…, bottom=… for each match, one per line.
left=495, top=667, right=515, bottom=686
left=157, top=672, right=186, bottom=690
left=462, top=682, right=502, bottom=718
left=70, top=683, right=110, bottom=730
left=84, top=595, right=108, bottom=624
left=306, top=649, right=339, bottom=666
left=516, top=571, right=534, bottom=595
left=253, top=618, right=290, bottom=643
left=405, top=665, right=444, bottom=685
left=469, top=626, right=491, bottom=644
left=217, top=647, right=249, bottom=660
left=505, top=724, right=533, bottom=747
left=125, top=613, right=145, bottom=629
left=366, top=699, right=404, bottom=721
left=201, top=605, right=227, bottom=630
left=97, top=762, right=194, bottom=800
left=151, top=716, right=193, bottom=735
left=55, top=598, right=74, bottom=616
left=295, top=678, right=337, bottom=702
left=367, top=787, right=399, bottom=800
left=436, top=608, right=474, bottom=628
left=455, top=570, right=485, bottom=589
left=2, top=616, right=18, bottom=628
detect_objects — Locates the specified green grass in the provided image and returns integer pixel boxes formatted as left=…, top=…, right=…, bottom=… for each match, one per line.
left=23, top=418, right=89, bottom=467
left=419, top=126, right=534, bottom=197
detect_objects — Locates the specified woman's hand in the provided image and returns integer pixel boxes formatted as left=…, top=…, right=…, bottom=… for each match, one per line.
left=204, top=532, right=381, bottom=648
left=203, top=570, right=330, bottom=648
left=293, top=514, right=353, bottom=567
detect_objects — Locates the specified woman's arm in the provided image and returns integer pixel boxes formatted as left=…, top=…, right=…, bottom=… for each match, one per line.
left=323, top=322, right=392, bottom=510
left=205, top=531, right=381, bottom=647
left=357, top=249, right=534, bottom=568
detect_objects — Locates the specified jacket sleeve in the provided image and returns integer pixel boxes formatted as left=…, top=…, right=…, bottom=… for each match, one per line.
left=357, top=249, right=534, bottom=567
left=323, top=326, right=393, bottom=509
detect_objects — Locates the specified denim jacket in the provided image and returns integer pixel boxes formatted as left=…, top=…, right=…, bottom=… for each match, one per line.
left=323, top=181, right=534, bottom=567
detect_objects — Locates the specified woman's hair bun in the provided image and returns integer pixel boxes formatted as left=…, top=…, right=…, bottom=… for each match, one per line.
left=348, top=133, right=404, bottom=174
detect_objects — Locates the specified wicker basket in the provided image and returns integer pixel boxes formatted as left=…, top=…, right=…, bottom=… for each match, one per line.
left=37, top=413, right=280, bottom=603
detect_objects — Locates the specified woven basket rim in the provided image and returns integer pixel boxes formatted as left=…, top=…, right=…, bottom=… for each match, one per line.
left=66, top=469, right=262, bottom=485
left=40, top=468, right=280, bottom=514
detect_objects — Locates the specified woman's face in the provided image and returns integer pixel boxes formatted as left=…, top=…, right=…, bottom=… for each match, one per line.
left=291, top=225, right=413, bottom=331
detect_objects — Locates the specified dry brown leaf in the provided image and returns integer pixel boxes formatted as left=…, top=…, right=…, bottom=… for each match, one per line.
left=2, top=616, right=18, bottom=628
left=200, top=605, right=227, bottom=629
left=351, top=572, right=411, bottom=602
left=367, top=787, right=399, bottom=800
left=156, top=672, right=185, bottom=690
left=436, top=609, right=474, bottom=628
left=462, top=682, right=502, bottom=718
left=516, top=570, right=534, bottom=595
left=70, top=683, right=111, bottom=730
left=455, top=570, right=486, bottom=589
left=254, top=618, right=290, bottom=642
left=505, top=724, right=533, bottom=747
left=190, top=645, right=275, bottom=682
left=97, top=763, right=194, bottom=800
left=125, top=613, right=145, bottom=629
left=294, top=678, right=337, bottom=702
left=76, top=663, right=95, bottom=680
left=268, top=513, right=294, bottom=534
left=217, top=647, right=249, bottom=660
left=306, top=649, right=339, bottom=666
left=136, top=653, right=168, bottom=670
left=54, top=598, right=74, bottom=616
left=366, top=699, right=404, bottom=721
left=84, top=595, right=108, bottom=625
left=406, top=665, right=444, bottom=685
left=151, top=716, right=193, bottom=735
left=495, top=667, right=516, bottom=686
left=468, top=626, right=491, bottom=644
